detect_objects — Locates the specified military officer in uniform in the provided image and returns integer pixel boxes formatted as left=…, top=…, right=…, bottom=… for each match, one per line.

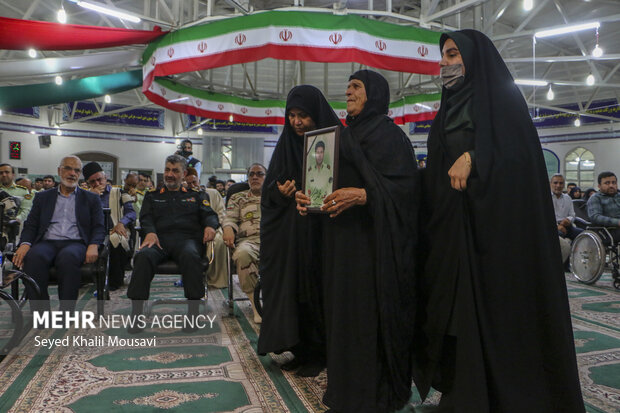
left=0, top=163, right=34, bottom=224
left=127, top=154, right=218, bottom=333
left=133, top=173, right=152, bottom=218
left=223, top=163, right=266, bottom=324
left=305, top=141, right=333, bottom=208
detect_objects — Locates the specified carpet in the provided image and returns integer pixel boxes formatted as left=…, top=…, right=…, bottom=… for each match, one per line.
left=0, top=272, right=618, bottom=412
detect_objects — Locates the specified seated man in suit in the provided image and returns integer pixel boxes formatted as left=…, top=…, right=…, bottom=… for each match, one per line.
left=127, top=154, right=218, bottom=333
left=13, top=156, right=105, bottom=312
left=587, top=171, right=620, bottom=240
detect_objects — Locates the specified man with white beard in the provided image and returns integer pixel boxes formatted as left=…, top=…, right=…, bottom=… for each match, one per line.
left=13, top=155, right=105, bottom=313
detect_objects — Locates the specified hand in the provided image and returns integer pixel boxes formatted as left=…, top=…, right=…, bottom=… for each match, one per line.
left=140, top=232, right=162, bottom=250
left=448, top=152, right=472, bottom=191
left=560, top=218, right=571, bottom=228
left=295, top=190, right=311, bottom=216
left=111, top=222, right=128, bottom=238
left=84, top=244, right=99, bottom=264
left=90, top=184, right=107, bottom=195
left=557, top=225, right=567, bottom=235
left=223, top=226, right=235, bottom=248
left=321, top=188, right=367, bottom=218
left=203, top=227, right=216, bottom=243
left=12, top=244, right=30, bottom=269
left=127, top=187, right=136, bottom=196
left=277, top=179, right=296, bottom=198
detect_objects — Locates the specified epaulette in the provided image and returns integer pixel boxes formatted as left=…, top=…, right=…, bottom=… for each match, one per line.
left=159, top=187, right=165, bottom=194
left=24, top=193, right=34, bottom=200
left=136, top=190, right=145, bottom=195
left=15, top=184, right=28, bottom=190
left=191, top=187, right=201, bottom=192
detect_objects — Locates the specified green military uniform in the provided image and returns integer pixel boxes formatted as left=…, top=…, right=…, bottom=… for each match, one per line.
left=306, top=162, right=333, bottom=208
left=127, top=186, right=219, bottom=301
left=1, top=183, right=34, bottom=222
left=223, top=190, right=261, bottom=296
left=134, top=189, right=146, bottom=217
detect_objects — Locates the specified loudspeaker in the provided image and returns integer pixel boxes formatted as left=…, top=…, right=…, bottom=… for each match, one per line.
left=38, top=135, right=51, bottom=148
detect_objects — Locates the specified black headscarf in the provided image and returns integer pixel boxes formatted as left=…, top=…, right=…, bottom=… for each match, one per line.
left=257, top=85, right=341, bottom=355
left=419, top=30, right=584, bottom=411
left=334, top=69, right=419, bottom=408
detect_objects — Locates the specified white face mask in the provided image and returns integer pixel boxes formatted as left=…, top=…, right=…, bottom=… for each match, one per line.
left=440, top=63, right=465, bottom=90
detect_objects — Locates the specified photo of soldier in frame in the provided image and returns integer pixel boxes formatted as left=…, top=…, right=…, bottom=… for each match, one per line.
left=302, top=126, right=340, bottom=212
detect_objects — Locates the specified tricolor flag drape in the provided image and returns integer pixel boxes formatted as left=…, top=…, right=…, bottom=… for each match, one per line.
left=143, top=11, right=442, bottom=125
left=149, top=78, right=440, bottom=125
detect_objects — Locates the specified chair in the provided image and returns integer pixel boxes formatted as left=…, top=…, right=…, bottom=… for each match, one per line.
left=225, top=246, right=263, bottom=317
left=572, top=199, right=590, bottom=229
left=134, top=226, right=214, bottom=316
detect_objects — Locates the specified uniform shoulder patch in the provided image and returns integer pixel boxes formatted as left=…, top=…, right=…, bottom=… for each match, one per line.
left=24, top=194, right=33, bottom=200
left=136, top=190, right=145, bottom=195
left=203, top=199, right=210, bottom=207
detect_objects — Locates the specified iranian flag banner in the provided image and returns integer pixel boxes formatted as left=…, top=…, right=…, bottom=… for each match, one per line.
left=146, top=78, right=440, bottom=125
left=142, top=11, right=442, bottom=125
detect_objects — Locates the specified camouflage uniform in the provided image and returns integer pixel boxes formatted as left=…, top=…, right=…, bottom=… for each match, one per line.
left=306, top=162, right=333, bottom=208
left=1, top=183, right=34, bottom=223
left=223, top=190, right=261, bottom=295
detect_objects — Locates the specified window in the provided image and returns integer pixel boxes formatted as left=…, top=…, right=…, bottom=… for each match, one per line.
left=565, top=147, right=595, bottom=189
left=221, top=144, right=232, bottom=170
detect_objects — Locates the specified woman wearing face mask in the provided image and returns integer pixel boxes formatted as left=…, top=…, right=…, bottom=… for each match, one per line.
left=296, top=71, right=419, bottom=412
left=415, top=30, right=585, bottom=412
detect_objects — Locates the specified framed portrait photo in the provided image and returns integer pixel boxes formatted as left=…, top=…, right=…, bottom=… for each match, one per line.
left=302, top=126, right=340, bottom=213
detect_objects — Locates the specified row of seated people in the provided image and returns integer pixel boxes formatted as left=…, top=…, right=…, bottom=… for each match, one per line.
left=8, top=154, right=266, bottom=330
left=551, top=171, right=620, bottom=263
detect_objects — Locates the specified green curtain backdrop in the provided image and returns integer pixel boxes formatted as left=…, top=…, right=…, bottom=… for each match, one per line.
left=0, top=70, right=142, bottom=110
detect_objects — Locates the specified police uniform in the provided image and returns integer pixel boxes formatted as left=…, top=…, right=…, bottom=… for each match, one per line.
left=1, top=183, right=34, bottom=222
left=127, top=186, right=219, bottom=300
left=223, top=189, right=261, bottom=296
left=306, top=162, right=333, bottom=207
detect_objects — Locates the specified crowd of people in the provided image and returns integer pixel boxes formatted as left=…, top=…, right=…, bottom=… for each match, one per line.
left=8, top=29, right=620, bottom=412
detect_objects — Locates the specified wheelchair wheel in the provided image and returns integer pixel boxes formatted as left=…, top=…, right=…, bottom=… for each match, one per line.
left=254, top=279, right=263, bottom=317
left=570, top=230, right=606, bottom=285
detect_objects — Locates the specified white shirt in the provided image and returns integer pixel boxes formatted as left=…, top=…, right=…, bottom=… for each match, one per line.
left=551, top=192, right=575, bottom=223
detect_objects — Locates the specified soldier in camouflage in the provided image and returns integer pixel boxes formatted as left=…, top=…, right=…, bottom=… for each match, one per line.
left=0, top=163, right=34, bottom=224
left=223, top=163, right=266, bottom=324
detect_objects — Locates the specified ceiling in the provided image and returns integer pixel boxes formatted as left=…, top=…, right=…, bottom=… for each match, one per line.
left=1, top=0, right=619, bottom=127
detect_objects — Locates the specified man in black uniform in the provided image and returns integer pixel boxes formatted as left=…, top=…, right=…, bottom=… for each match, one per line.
left=127, top=154, right=218, bottom=333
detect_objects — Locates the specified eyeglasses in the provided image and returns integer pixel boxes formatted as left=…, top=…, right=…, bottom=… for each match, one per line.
left=61, top=166, right=82, bottom=174
left=248, top=171, right=265, bottom=177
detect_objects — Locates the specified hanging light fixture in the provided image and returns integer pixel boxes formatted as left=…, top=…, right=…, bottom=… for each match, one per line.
left=57, top=5, right=67, bottom=23
left=592, top=27, right=603, bottom=57
left=523, top=0, right=533, bottom=11
left=574, top=117, right=581, bottom=127
left=56, top=129, right=63, bottom=136
left=197, top=127, right=203, bottom=135
left=229, top=114, right=234, bottom=122
left=104, top=94, right=111, bottom=104
left=55, top=76, right=63, bottom=85
left=586, top=74, right=595, bottom=86
left=546, top=85, right=554, bottom=100
left=175, top=138, right=180, bottom=145
left=28, top=49, right=37, bottom=58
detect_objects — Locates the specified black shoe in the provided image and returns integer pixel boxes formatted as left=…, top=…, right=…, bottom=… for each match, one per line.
left=127, top=325, right=144, bottom=334
left=296, top=361, right=325, bottom=377
left=182, top=300, right=200, bottom=333
left=109, top=285, right=120, bottom=292
left=127, top=300, right=144, bottom=334
left=280, top=357, right=304, bottom=371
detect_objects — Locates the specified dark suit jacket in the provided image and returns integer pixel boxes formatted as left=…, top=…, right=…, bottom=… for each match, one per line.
left=20, top=187, right=105, bottom=246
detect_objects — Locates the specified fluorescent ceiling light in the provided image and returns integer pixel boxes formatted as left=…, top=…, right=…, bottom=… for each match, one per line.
left=55, top=75, right=63, bottom=85
left=523, top=0, right=533, bottom=11
left=197, top=127, right=203, bottom=135
left=515, top=79, right=548, bottom=86
left=104, top=94, right=111, bottom=104
left=535, top=22, right=600, bottom=38
left=76, top=1, right=141, bottom=23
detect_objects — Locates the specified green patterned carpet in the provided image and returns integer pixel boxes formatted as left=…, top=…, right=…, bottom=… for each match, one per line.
left=0, top=271, right=618, bottom=412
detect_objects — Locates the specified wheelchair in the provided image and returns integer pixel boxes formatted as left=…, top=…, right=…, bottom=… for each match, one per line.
left=570, top=227, right=620, bottom=289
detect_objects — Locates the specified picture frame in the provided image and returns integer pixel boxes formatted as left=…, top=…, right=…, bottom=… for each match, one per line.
left=301, top=126, right=340, bottom=213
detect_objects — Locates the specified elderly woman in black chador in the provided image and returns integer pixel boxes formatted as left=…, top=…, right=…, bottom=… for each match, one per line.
left=296, top=70, right=419, bottom=412
left=257, top=85, right=341, bottom=377
left=416, top=29, right=585, bottom=412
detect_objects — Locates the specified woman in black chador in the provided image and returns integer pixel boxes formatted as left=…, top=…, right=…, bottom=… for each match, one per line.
left=297, top=70, right=419, bottom=412
left=417, top=29, right=585, bottom=412
left=257, top=85, right=341, bottom=376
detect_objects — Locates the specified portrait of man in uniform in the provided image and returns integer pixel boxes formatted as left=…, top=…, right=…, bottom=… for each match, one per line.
left=302, top=126, right=339, bottom=210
